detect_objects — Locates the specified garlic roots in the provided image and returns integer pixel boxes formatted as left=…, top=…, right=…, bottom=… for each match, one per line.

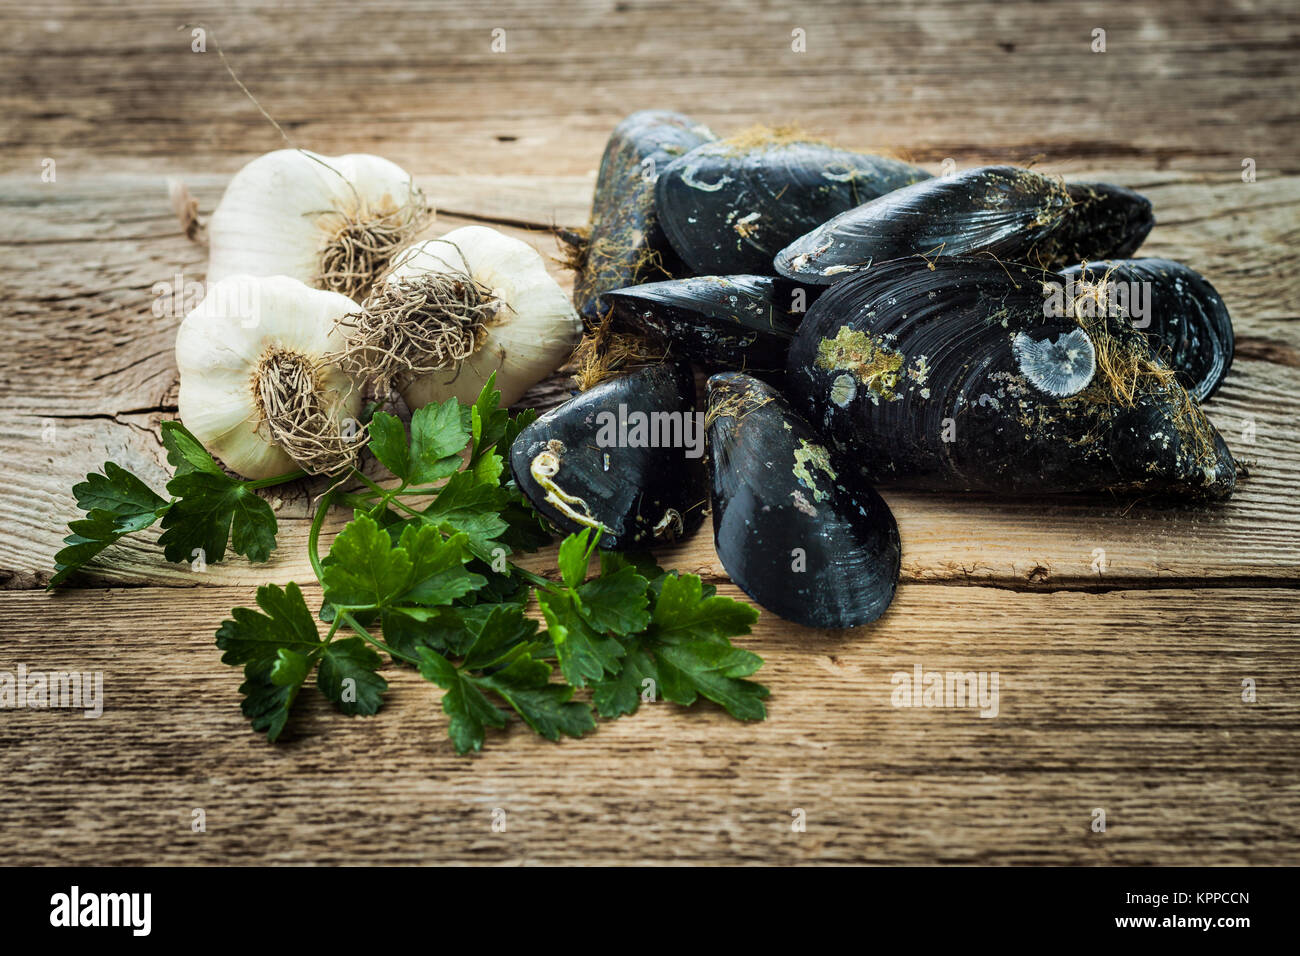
left=342, top=226, right=582, bottom=408
left=176, top=275, right=364, bottom=479
left=206, top=149, right=431, bottom=303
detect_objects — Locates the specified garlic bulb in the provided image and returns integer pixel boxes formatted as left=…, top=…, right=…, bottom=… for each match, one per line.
left=207, top=149, right=430, bottom=302
left=342, top=225, right=582, bottom=408
left=176, top=275, right=364, bottom=479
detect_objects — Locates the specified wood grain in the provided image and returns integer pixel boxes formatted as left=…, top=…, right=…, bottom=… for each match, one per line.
left=1, top=0, right=1297, bottom=866
left=2, top=584, right=1295, bottom=865
left=2, top=1, right=1297, bottom=177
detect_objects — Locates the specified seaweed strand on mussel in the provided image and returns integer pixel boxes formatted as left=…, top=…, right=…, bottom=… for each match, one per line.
left=785, top=256, right=1236, bottom=499
left=706, top=371, right=901, bottom=629
left=1057, top=257, right=1233, bottom=401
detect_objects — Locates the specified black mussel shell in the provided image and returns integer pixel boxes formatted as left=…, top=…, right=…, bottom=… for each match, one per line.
left=1038, top=182, right=1154, bottom=268
left=785, top=256, right=1236, bottom=499
left=655, top=137, right=931, bottom=275
left=1058, top=258, right=1233, bottom=401
left=706, top=372, right=900, bottom=628
left=600, top=275, right=819, bottom=373
left=510, top=362, right=707, bottom=549
left=774, top=165, right=1071, bottom=285
left=572, top=110, right=717, bottom=327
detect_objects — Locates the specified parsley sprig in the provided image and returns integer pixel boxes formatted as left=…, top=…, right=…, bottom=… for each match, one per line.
left=50, top=420, right=294, bottom=586
left=51, top=374, right=767, bottom=752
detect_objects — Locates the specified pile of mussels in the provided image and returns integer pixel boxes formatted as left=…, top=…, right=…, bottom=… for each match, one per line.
left=509, top=111, right=1237, bottom=629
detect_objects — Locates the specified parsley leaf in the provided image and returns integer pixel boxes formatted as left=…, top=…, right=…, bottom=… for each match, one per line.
left=468, top=372, right=511, bottom=468
left=648, top=572, right=760, bottom=645
left=421, top=471, right=511, bottom=552
left=50, top=463, right=169, bottom=587
left=417, top=603, right=594, bottom=754
left=370, top=402, right=470, bottom=484
left=158, top=471, right=278, bottom=565
left=317, top=638, right=388, bottom=715
left=537, top=589, right=625, bottom=688
left=417, top=648, right=507, bottom=754
left=320, top=513, right=483, bottom=613
left=160, top=420, right=225, bottom=476
left=50, top=420, right=285, bottom=582
left=590, top=572, right=766, bottom=721
left=216, top=581, right=389, bottom=740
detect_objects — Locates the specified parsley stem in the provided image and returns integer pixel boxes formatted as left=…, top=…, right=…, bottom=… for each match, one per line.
left=245, top=469, right=306, bottom=490
left=307, top=486, right=333, bottom=584
left=337, top=608, right=419, bottom=666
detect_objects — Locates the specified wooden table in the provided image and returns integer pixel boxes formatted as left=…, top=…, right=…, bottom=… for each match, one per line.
left=2, top=0, right=1297, bottom=865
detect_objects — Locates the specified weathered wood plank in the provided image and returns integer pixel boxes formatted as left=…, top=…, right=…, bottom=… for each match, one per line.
left=2, top=0, right=1297, bottom=176
left=1, top=584, right=1295, bottom=865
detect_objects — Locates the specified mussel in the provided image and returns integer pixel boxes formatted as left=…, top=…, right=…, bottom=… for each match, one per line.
left=1040, top=182, right=1154, bottom=268
left=510, top=362, right=707, bottom=549
left=774, top=165, right=1071, bottom=284
left=570, top=111, right=717, bottom=326
left=706, top=372, right=901, bottom=628
left=1058, top=258, right=1233, bottom=401
left=655, top=132, right=931, bottom=275
left=785, top=257, right=1237, bottom=499
left=600, top=275, right=817, bottom=373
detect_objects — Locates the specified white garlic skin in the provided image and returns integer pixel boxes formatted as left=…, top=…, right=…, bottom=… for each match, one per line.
left=176, top=274, right=362, bottom=479
left=396, top=226, right=582, bottom=409
left=206, top=149, right=421, bottom=288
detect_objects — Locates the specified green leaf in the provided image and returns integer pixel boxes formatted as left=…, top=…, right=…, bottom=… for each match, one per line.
left=50, top=463, right=170, bottom=587
left=317, top=637, right=388, bottom=715
left=649, top=572, right=759, bottom=645
left=577, top=564, right=651, bottom=634
left=320, top=513, right=414, bottom=609
left=409, top=401, right=473, bottom=483
left=380, top=608, right=448, bottom=660
left=537, top=590, right=624, bottom=688
left=475, top=654, right=595, bottom=742
left=556, top=528, right=594, bottom=590
left=217, top=583, right=391, bottom=737
left=656, top=640, right=768, bottom=720
left=501, top=407, right=538, bottom=456
left=370, top=401, right=471, bottom=484
left=397, top=525, right=482, bottom=606
left=73, top=461, right=169, bottom=517
left=160, top=420, right=224, bottom=477
left=469, top=372, right=509, bottom=467
left=366, top=411, right=415, bottom=481
left=591, top=645, right=659, bottom=719
left=422, top=471, right=510, bottom=551
left=215, top=582, right=323, bottom=741
left=270, top=648, right=313, bottom=686
left=496, top=493, right=552, bottom=553
left=590, top=571, right=767, bottom=721
left=159, top=471, right=277, bottom=565
left=417, top=647, right=506, bottom=754
left=460, top=603, right=540, bottom=670
left=215, top=582, right=322, bottom=667
left=236, top=663, right=303, bottom=742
